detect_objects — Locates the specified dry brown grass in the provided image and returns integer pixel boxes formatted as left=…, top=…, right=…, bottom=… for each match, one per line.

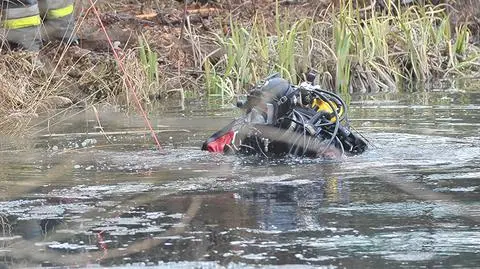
left=0, top=51, right=53, bottom=133
left=0, top=46, right=116, bottom=135
left=0, top=39, right=166, bottom=135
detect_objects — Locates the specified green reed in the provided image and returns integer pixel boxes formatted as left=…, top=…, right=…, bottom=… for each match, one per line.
left=203, top=0, right=479, bottom=102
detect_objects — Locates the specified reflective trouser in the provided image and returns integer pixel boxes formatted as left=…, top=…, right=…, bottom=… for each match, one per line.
left=1, top=0, right=76, bottom=51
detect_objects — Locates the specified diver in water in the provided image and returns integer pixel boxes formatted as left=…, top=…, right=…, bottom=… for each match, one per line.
left=202, top=73, right=368, bottom=158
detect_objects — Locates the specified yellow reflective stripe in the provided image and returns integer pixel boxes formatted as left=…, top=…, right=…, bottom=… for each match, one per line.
left=2, top=15, right=41, bottom=29
left=46, top=4, right=73, bottom=19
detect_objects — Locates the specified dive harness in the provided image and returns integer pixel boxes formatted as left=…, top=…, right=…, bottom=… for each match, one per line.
left=202, top=74, right=368, bottom=158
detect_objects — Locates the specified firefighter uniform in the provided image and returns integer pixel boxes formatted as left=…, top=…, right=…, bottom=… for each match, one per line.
left=1, top=0, right=77, bottom=51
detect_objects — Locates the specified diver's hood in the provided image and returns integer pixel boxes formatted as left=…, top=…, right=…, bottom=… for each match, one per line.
left=261, top=77, right=291, bottom=99
left=243, top=76, right=299, bottom=126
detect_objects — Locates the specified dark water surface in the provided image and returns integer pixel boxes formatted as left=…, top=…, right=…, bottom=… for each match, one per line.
left=1, top=89, right=480, bottom=269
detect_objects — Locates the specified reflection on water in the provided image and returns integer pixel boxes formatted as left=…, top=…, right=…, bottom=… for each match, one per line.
left=1, top=90, right=480, bottom=268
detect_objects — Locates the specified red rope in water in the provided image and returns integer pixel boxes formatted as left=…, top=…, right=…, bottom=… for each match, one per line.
left=87, top=0, right=163, bottom=151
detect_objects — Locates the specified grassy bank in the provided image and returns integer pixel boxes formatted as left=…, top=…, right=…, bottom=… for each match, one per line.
left=1, top=0, right=479, bottom=134
left=204, top=1, right=480, bottom=100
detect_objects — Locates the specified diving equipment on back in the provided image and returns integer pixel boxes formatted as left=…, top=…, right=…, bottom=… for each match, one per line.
left=202, top=73, right=368, bottom=158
